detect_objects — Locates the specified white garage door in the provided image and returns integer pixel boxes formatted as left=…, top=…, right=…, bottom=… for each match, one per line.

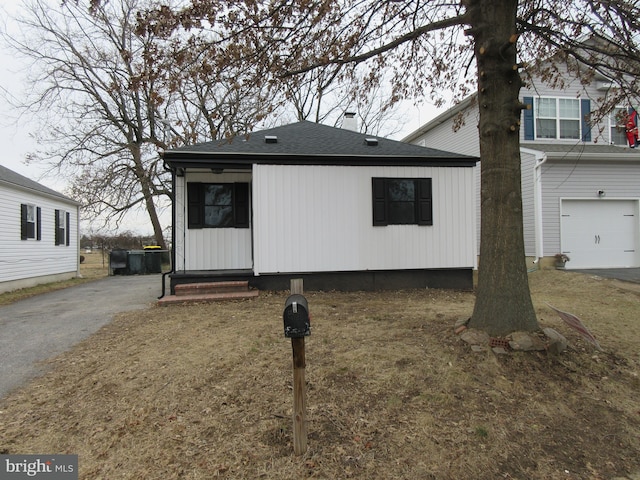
left=560, top=200, right=640, bottom=269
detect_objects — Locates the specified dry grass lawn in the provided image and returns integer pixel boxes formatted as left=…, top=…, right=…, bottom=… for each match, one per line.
left=1, top=255, right=639, bottom=479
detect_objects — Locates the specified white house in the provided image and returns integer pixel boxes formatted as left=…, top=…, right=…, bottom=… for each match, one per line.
left=403, top=64, right=640, bottom=270
left=0, top=164, right=81, bottom=294
left=160, top=120, right=478, bottom=293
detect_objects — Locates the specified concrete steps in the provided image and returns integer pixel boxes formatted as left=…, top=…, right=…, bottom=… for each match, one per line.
left=158, top=280, right=259, bottom=306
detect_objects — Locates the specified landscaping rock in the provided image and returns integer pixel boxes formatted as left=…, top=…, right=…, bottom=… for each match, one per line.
left=460, top=328, right=490, bottom=347
left=508, top=331, right=546, bottom=351
left=544, top=327, right=568, bottom=355
left=454, top=317, right=470, bottom=329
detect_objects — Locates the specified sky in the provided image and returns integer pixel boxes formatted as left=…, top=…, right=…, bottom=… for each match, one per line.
left=0, top=0, right=444, bottom=235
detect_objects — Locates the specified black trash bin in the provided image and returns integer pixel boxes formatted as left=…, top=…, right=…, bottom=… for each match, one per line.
left=109, top=249, right=128, bottom=275
left=144, top=250, right=163, bottom=274
left=126, top=250, right=146, bottom=275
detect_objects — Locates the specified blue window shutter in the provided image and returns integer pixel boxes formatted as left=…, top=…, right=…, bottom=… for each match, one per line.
left=581, top=99, right=591, bottom=142
left=523, top=97, right=534, bottom=140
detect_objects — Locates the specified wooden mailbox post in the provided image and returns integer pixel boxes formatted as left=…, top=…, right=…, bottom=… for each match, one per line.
left=283, top=279, right=309, bottom=455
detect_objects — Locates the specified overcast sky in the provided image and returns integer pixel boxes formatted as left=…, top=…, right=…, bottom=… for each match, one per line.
left=0, top=0, right=441, bottom=234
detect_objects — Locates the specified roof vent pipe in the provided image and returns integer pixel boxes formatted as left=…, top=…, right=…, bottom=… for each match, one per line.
left=342, top=112, right=358, bottom=131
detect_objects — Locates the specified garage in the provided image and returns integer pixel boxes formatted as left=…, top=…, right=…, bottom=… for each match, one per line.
left=560, top=199, right=640, bottom=268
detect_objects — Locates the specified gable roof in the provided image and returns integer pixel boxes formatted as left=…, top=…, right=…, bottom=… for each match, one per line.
left=0, top=164, right=79, bottom=204
left=163, top=121, right=477, bottom=169
left=402, top=96, right=477, bottom=144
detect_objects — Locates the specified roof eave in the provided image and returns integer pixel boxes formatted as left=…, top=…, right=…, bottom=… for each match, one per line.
left=161, top=151, right=478, bottom=169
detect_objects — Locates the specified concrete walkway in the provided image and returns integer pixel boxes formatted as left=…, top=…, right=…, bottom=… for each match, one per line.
left=0, top=274, right=161, bottom=399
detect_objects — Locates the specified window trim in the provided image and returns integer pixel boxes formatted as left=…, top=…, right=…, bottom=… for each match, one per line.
left=372, top=177, right=433, bottom=227
left=523, top=96, right=591, bottom=142
left=20, top=204, right=41, bottom=241
left=187, top=182, right=250, bottom=229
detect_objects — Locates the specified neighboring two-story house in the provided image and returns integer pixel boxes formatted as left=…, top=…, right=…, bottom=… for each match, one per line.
left=403, top=64, right=640, bottom=269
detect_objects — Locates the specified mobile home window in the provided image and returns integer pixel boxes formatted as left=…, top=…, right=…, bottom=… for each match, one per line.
left=20, top=204, right=41, bottom=240
left=372, top=178, right=432, bottom=226
left=187, top=182, right=250, bottom=229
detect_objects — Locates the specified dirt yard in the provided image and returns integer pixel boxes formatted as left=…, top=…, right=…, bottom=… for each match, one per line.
left=1, top=263, right=639, bottom=479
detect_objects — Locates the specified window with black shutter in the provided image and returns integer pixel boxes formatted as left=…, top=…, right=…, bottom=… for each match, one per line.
left=372, top=178, right=432, bottom=226
left=187, top=182, right=250, bottom=229
left=20, top=204, right=41, bottom=240
left=55, top=209, right=69, bottom=246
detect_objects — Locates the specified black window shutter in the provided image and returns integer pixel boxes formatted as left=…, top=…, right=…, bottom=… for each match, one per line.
left=20, top=204, right=28, bottom=240
left=417, top=178, right=433, bottom=226
left=187, top=183, right=203, bottom=229
left=55, top=209, right=61, bottom=245
left=372, top=178, right=388, bottom=226
left=66, top=212, right=71, bottom=246
left=36, top=207, right=42, bottom=241
left=523, top=97, right=534, bottom=140
left=581, top=99, right=591, bottom=142
left=233, top=183, right=250, bottom=228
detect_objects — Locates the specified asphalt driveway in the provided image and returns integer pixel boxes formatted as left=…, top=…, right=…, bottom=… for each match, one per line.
left=0, top=274, right=161, bottom=399
left=570, top=268, right=640, bottom=283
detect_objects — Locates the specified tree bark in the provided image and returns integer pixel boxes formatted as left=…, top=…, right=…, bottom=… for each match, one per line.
left=466, top=0, right=539, bottom=336
left=132, top=146, right=167, bottom=250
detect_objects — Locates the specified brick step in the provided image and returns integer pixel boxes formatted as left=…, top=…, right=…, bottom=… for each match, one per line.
left=174, top=280, right=250, bottom=297
left=158, top=289, right=259, bottom=306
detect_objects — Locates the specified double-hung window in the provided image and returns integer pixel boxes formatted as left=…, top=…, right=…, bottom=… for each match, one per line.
left=535, top=98, right=580, bottom=139
left=610, top=107, right=633, bottom=146
left=372, top=178, right=433, bottom=226
left=20, top=204, right=41, bottom=240
left=187, top=182, right=250, bottom=229
left=523, top=96, right=591, bottom=142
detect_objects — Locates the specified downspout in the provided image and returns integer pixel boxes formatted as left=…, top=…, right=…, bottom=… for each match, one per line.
left=531, top=150, right=548, bottom=264
left=158, top=159, right=176, bottom=299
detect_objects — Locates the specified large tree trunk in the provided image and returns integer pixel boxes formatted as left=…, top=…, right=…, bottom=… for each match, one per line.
left=466, top=0, right=539, bottom=336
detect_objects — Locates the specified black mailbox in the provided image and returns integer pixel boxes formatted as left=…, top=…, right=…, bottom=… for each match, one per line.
left=283, top=294, right=310, bottom=338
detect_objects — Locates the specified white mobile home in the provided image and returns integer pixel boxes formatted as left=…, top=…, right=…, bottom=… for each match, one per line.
left=0, top=164, right=80, bottom=293
left=161, top=121, right=478, bottom=293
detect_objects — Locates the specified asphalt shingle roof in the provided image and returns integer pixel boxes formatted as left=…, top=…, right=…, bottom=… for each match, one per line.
left=163, top=121, right=477, bottom=167
left=0, top=164, right=78, bottom=204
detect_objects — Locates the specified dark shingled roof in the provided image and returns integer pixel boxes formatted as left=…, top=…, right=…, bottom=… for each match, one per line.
left=163, top=121, right=477, bottom=168
left=0, top=164, right=78, bottom=204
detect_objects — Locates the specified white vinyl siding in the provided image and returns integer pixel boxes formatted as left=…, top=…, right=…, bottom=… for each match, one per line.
left=175, top=171, right=252, bottom=271
left=252, top=164, right=476, bottom=274
left=0, top=183, right=79, bottom=293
